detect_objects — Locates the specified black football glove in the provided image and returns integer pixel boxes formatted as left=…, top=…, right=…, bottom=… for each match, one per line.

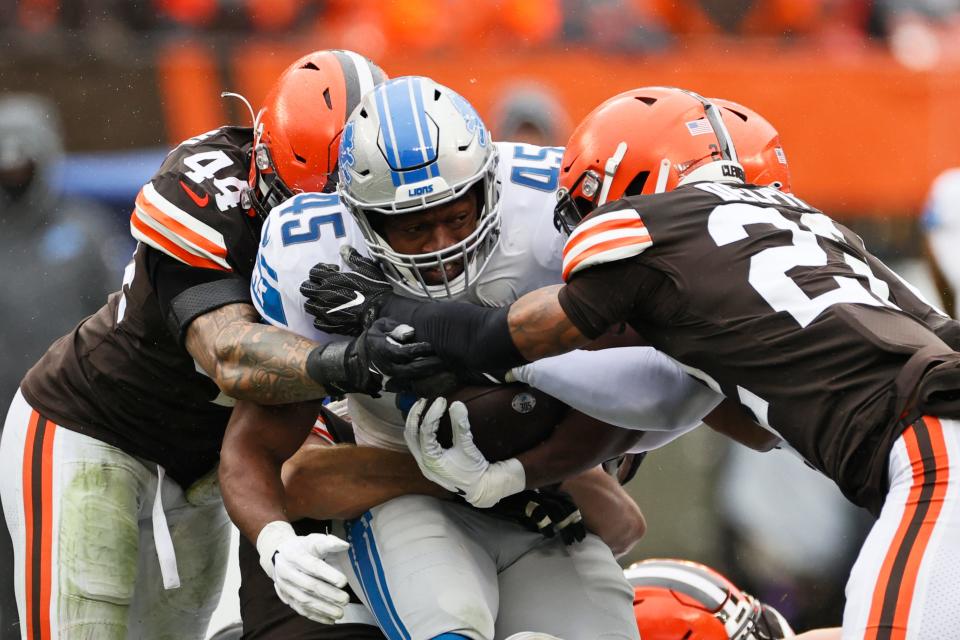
left=489, top=488, right=586, bottom=546
left=301, top=246, right=393, bottom=337
left=306, top=317, right=455, bottom=398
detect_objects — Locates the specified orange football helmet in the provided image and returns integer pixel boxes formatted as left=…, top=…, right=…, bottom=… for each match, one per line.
left=626, top=559, right=794, bottom=640
left=554, top=86, right=745, bottom=233
left=711, top=98, right=791, bottom=192
left=247, top=49, right=388, bottom=218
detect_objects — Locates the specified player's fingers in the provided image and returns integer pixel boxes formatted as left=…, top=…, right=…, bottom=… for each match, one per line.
left=449, top=401, right=484, bottom=460
left=308, top=262, right=341, bottom=281
left=524, top=500, right=553, bottom=534
left=407, top=372, right=458, bottom=399
left=419, top=397, right=448, bottom=457
left=555, top=509, right=582, bottom=531
left=279, top=564, right=350, bottom=606
left=285, top=554, right=349, bottom=593
left=343, top=245, right=382, bottom=277
left=391, top=354, right=447, bottom=378
left=307, top=533, right=351, bottom=554
left=404, top=397, right=429, bottom=452
left=387, top=323, right=415, bottom=344
left=277, top=585, right=342, bottom=624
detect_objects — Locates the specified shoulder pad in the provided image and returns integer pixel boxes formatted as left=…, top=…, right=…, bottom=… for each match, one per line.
left=130, top=127, right=255, bottom=271
left=562, top=200, right=652, bottom=281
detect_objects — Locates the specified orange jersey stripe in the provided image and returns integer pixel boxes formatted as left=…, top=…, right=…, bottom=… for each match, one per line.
left=311, top=426, right=334, bottom=443
left=562, top=217, right=649, bottom=260
left=131, top=213, right=230, bottom=272
left=562, top=234, right=651, bottom=281
left=21, top=409, right=39, bottom=640
left=865, top=427, right=923, bottom=639
left=38, top=421, right=56, bottom=640
left=891, top=416, right=949, bottom=637
left=865, top=418, right=950, bottom=639
left=135, top=190, right=228, bottom=259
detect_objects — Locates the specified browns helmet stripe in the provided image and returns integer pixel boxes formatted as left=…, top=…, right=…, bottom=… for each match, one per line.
left=332, top=50, right=388, bottom=120
left=626, top=560, right=729, bottom=609
left=676, top=88, right=739, bottom=164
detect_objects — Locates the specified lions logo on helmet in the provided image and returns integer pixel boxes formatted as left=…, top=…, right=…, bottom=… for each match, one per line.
left=338, top=120, right=357, bottom=186
left=449, top=90, right=488, bottom=148
left=339, top=76, right=501, bottom=299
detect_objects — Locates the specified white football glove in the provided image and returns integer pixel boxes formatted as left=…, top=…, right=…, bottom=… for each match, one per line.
left=404, top=397, right=526, bottom=508
left=256, top=521, right=351, bottom=624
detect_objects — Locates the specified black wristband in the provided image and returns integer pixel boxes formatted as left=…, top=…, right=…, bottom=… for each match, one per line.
left=305, top=342, right=348, bottom=388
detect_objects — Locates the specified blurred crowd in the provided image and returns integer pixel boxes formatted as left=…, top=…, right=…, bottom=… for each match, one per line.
left=4, top=0, right=960, bottom=62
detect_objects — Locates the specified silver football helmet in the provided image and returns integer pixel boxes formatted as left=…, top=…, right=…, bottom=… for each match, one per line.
left=338, top=76, right=501, bottom=299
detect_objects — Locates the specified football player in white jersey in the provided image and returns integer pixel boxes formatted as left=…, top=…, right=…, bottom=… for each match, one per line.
left=224, top=78, right=808, bottom=637
left=225, top=76, right=658, bottom=639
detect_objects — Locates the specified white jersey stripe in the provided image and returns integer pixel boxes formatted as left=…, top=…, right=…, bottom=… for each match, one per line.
left=566, top=209, right=643, bottom=246
left=563, top=241, right=652, bottom=280
left=563, top=227, right=650, bottom=264
left=142, top=182, right=228, bottom=254
left=132, top=205, right=232, bottom=270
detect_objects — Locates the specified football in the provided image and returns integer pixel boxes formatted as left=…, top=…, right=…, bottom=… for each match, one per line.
left=434, top=383, right=567, bottom=461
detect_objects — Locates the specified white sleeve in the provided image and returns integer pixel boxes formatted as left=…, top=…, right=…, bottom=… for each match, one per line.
left=511, top=347, right=723, bottom=432
left=250, top=193, right=368, bottom=343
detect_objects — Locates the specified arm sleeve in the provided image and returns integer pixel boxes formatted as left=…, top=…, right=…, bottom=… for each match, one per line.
left=511, top=347, right=723, bottom=431
left=379, top=295, right=529, bottom=371
left=146, top=248, right=251, bottom=344
left=558, top=260, right=668, bottom=339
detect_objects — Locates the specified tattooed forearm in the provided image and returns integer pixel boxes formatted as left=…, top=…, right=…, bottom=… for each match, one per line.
left=507, top=285, right=590, bottom=361
left=185, top=303, right=330, bottom=404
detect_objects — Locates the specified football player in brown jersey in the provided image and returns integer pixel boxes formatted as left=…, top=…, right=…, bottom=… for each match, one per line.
left=304, top=87, right=960, bottom=640
left=0, top=50, right=452, bottom=640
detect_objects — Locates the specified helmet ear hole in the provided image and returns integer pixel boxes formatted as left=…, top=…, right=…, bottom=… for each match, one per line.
left=624, top=171, right=649, bottom=197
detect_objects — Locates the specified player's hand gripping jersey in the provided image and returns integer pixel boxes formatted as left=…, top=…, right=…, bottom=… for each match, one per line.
left=20, top=127, right=261, bottom=488
left=253, top=141, right=566, bottom=450
left=559, top=181, right=960, bottom=512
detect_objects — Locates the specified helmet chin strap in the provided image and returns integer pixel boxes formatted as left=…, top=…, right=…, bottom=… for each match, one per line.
left=597, top=141, right=628, bottom=207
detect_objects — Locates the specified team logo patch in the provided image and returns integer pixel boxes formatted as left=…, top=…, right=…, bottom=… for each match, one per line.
left=511, top=392, right=537, bottom=414
left=449, top=90, right=488, bottom=148
left=685, top=119, right=713, bottom=136
left=339, top=120, right=357, bottom=185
